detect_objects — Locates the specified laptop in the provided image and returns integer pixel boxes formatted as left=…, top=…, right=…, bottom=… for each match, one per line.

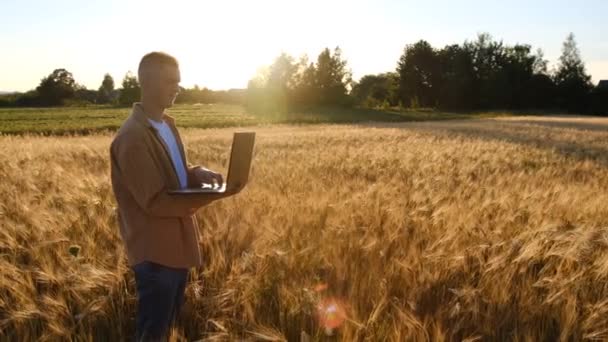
left=168, top=132, right=255, bottom=195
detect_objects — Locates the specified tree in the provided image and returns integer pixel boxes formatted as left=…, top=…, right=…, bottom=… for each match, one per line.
left=246, top=48, right=352, bottom=113
left=397, top=35, right=553, bottom=111
left=314, top=47, right=352, bottom=105
left=291, top=55, right=317, bottom=107
left=397, top=40, right=440, bottom=108
left=526, top=73, right=556, bottom=109
left=501, top=44, right=537, bottom=108
left=97, top=73, right=115, bottom=104
left=436, top=44, right=475, bottom=110
left=15, top=91, right=42, bottom=107
left=246, top=53, right=300, bottom=113
left=118, top=71, right=140, bottom=106
left=351, top=72, right=399, bottom=108
left=36, top=68, right=77, bottom=106
left=267, top=53, right=298, bottom=91
left=463, top=33, right=511, bottom=109
left=266, top=53, right=298, bottom=112
left=177, top=84, right=206, bottom=103
left=554, top=33, right=592, bottom=112
left=525, top=48, right=555, bottom=109
left=590, top=83, right=608, bottom=116
left=73, top=83, right=97, bottom=104
left=532, top=48, right=549, bottom=75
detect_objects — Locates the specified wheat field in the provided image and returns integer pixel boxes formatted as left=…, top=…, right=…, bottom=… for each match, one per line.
left=3, top=116, right=608, bottom=341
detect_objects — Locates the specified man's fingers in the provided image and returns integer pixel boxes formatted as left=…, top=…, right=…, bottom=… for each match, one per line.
left=215, top=173, right=224, bottom=185
left=196, top=168, right=223, bottom=185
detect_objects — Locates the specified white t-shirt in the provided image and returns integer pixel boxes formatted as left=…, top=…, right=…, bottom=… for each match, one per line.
left=148, top=118, right=188, bottom=189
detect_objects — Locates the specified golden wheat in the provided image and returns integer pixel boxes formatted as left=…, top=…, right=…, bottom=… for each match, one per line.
left=2, top=116, right=608, bottom=341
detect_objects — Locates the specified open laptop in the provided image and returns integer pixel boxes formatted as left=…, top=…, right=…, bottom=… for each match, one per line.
left=168, top=132, right=255, bottom=195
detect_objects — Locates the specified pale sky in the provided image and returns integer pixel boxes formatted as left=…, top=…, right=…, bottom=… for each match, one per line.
left=1, top=0, right=606, bottom=92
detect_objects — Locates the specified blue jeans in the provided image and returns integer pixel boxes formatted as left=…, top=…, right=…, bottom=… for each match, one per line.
left=132, top=261, right=189, bottom=342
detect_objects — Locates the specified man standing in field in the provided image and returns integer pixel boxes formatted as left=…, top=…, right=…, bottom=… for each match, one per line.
left=110, top=52, right=225, bottom=341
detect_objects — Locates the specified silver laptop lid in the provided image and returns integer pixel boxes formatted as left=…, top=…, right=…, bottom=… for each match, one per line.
left=226, top=132, right=255, bottom=190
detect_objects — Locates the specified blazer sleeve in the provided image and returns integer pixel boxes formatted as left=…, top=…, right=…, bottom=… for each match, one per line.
left=186, top=162, right=202, bottom=187
left=112, top=138, right=213, bottom=218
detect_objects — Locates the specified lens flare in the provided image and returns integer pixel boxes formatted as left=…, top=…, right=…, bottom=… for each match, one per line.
left=316, top=297, right=346, bottom=332
left=314, top=283, right=328, bottom=292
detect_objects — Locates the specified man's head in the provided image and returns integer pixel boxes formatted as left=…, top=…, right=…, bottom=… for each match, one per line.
left=138, top=52, right=181, bottom=109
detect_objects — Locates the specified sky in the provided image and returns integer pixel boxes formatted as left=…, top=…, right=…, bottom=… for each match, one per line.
left=1, top=0, right=606, bottom=92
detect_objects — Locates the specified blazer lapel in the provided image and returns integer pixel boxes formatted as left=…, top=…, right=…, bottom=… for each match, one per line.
left=131, top=103, right=182, bottom=188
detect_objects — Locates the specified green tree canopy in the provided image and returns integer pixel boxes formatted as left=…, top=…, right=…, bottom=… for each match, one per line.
left=96, top=73, right=115, bottom=104
left=36, top=68, right=77, bottom=106
left=554, top=33, right=592, bottom=112
left=118, top=71, right=140, bottom=106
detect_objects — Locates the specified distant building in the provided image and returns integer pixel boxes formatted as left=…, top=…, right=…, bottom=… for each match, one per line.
left=599, top=80, right=608, bottom=89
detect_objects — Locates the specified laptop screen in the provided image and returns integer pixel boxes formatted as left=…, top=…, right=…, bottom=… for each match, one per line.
left=226, top=132, right=255, bottom=189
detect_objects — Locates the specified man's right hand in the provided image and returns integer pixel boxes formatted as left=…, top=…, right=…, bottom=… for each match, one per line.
left=192, top=166, right=223, bottom=186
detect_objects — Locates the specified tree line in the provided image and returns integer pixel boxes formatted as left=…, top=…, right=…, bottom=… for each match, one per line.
left=357, top=32, right=607, bottom=114
left=250, top=33, right=607, bottom=115
left=0, top=71, right=244, bottom=107
left=246, top=47, right=353, bottom=114
left=1, top=32, right=606, bottom=115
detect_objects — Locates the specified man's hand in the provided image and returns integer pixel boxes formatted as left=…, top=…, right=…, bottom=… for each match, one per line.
left=192, top=166, right=224, bottom=186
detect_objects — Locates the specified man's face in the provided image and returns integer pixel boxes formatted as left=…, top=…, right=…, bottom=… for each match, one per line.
left=145, top=64, right=181, bottom=108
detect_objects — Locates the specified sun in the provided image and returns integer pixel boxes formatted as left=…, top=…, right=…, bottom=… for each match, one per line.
left=159, top=0, right=325, bottom=90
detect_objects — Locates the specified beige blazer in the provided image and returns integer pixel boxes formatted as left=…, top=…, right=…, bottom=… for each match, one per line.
left=110, top=102, right=210, bottom=268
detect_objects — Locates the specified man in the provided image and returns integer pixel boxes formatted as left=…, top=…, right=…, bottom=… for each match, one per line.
left=110, top=52, right=232, bottom=341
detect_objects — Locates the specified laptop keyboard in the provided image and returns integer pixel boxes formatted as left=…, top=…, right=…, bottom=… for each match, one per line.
left=201, top=183, right=224, bottom=190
